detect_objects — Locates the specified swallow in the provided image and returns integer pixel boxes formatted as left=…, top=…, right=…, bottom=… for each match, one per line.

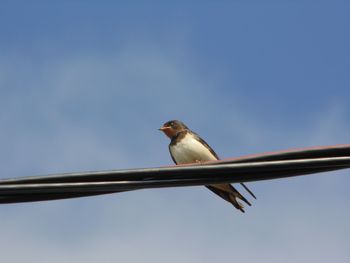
left=159, top=120, right=256, bottom=213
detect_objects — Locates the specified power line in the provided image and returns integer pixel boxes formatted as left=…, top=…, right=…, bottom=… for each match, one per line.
left=0, top=144, right=349, bottom=204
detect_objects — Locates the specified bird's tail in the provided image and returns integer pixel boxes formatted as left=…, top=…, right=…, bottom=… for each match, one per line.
left=206, top=184, right=251, bottom=213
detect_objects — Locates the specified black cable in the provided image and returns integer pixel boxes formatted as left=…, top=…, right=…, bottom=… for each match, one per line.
left=0, top=145, right=349, bottom=204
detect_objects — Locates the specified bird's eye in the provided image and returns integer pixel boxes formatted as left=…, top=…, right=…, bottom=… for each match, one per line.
left=170, top=122, right=174, bottom=126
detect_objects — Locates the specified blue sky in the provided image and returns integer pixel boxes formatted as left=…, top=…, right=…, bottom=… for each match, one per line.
left=0, top=1, right=349, bottom=262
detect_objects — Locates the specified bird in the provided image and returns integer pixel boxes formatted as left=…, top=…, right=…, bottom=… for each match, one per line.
left=159, top=120, right=256, bottom=213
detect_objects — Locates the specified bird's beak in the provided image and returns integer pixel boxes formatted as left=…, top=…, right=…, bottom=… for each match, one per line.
left=158, top=126, right=173, bottom=138
left=158, top=126, right=168, bottom=132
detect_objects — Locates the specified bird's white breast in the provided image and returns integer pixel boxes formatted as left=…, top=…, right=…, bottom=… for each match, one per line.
left=170, top=134, right=217, bottom=164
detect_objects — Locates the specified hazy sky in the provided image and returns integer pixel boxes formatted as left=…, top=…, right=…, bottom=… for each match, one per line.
left=0, top=1, right=349, bottom=262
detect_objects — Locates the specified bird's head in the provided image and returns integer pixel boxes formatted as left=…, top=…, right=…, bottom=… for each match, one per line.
left=159, top=120, right=189, bottom=139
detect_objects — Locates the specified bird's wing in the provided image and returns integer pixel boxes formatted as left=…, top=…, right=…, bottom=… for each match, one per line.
left=168, top=144, right=178, bottom=164
left=191, top=131, right=256, bottom=199
left=240, top=183, right=257, bottom=199
left=169, top=130, right=255, bottom=211
left=190, top=131, right=220, bottom=159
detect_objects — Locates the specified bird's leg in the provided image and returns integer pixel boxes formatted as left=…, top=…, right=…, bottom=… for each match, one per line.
left=195, top=160, right=204, bottom=165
